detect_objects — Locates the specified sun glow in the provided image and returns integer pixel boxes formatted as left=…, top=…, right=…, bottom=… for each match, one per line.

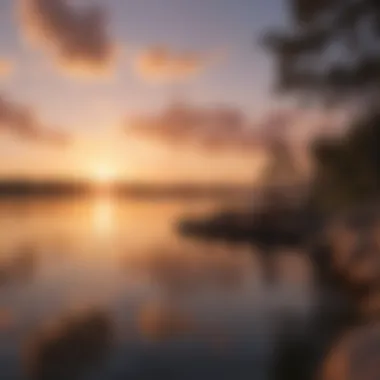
left=93, top=198, right=115, bottom=235
left=93, top=165, right=117, bottom=184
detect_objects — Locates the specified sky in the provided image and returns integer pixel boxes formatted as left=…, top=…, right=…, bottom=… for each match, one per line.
left=0, top=0, right=292, bottom=184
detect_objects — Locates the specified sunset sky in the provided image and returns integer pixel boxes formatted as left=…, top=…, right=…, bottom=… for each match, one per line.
left=0, top=0, right=295, bottom=184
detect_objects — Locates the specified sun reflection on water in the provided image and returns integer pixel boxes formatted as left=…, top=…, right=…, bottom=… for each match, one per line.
left=92, top=197, right=116, bottom=236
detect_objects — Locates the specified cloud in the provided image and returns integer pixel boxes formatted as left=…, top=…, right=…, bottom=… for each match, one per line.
left=0, top=59, right=14, bottom=78
left=0, top=93, right=69, bottom=143
left=126, top=101, right=347, bottom=154
left=134, top=46, right=216, bottom=83
left=19, top=0, right=116, bottom=78
left=126, top=102, right=261, bottom=152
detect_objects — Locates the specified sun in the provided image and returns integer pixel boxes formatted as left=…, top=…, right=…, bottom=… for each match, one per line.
left=93, top=165, right=117, bottom=184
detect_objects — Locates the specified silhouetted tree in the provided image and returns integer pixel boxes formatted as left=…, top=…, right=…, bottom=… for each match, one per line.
left=311, top=112, right=380, bottom=209
left=265, top=0, right=380, bottom=107
left=265, top=0, right=380, bottom=210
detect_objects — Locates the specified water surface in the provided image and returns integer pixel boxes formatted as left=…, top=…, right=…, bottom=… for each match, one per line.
left=0, top=197, right=316, bottom=380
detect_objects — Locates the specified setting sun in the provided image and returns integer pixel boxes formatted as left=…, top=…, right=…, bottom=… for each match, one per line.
left=93, top=165, right=117, bottom=184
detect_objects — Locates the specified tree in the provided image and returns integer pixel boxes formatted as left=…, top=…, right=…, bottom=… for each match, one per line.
left=264, top=0, right=380, bottom=107
left=264, top=0, right=380, bottom=210
left=311, top=113, right=380, bottom=209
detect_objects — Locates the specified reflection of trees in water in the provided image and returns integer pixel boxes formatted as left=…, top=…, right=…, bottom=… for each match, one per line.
left=24, top=309, right=113, bottom=380
left=178, top=198, right=320, bottom=287
left=275, top=211, right=380, bottom=380
left=0, top=244, right=37, bottom=286
left=172, top=210, right=380, bottom=379
left=321, top=324, right=380, bottom=380
left=314, top=210, right=380, bottom=302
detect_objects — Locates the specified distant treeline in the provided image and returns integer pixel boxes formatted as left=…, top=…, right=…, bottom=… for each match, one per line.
left=0, top=180, right=255, bottom=200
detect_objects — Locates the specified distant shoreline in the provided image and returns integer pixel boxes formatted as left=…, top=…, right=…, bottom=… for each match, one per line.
left=0, top=180, right=255, bottom=200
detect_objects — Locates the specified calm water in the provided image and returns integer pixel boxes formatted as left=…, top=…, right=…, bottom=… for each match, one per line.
left=0, top=197, right=316, bottom=380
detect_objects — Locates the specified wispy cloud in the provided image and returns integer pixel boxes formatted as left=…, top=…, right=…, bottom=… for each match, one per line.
left=19, top=0, right=117, bottom=78
left=125, top=101, right=346, bottom=155
left=134, top=46, right=219, bottom=83
left=0, top=93, right=69, bottom=144
left=126, top=102, right=261, bottom=152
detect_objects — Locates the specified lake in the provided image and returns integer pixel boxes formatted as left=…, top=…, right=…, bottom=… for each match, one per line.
left=0, top=196, right=317, bottom=380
